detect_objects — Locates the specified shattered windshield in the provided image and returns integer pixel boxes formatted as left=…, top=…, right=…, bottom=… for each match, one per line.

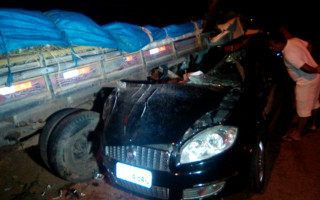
left=184, top=51, right=245, bottom=88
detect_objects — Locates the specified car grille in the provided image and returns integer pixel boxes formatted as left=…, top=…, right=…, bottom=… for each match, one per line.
left=105, top=145, right=170, bottom=172
left=115, top=178, right=169, bottom=200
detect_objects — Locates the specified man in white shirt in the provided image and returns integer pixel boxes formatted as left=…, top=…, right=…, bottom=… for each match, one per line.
left=269, top=31, right=320, bottom=141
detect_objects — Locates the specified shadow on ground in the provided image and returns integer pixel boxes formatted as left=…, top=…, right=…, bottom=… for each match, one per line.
left=0, top=144, right=71, bottom=200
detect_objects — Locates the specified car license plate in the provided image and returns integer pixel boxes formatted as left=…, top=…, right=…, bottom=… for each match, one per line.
left=116, top=162, right=152, bottom=188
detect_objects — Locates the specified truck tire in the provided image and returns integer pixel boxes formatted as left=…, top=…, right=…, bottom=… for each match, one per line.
left=39, top=108, right=82, bottom=169
left=47, top=110, right=100, bottom=182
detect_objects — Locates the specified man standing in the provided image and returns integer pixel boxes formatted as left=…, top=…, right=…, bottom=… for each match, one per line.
left=269, top=31, right=320, bottom=141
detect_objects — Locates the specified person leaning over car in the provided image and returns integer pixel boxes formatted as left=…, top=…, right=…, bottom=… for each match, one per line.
left=269, top=31, right=320, bottom=141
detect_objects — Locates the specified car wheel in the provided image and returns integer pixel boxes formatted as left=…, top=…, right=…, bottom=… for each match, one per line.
left=249, top=137, right=267, bottom=193
left=39, top=108, right=82, bottom=169
left=47, top=110, right=100, bottom=182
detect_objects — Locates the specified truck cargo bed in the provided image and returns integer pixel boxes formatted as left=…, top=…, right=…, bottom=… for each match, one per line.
left=0, top=31, right=209, bottom=146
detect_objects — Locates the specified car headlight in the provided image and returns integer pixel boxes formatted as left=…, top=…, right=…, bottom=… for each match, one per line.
left=180, top=125, right=238, bottom=164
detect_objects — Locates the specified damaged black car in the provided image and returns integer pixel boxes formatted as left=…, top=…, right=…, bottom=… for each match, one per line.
left=100, top=31, right=293, bottom=200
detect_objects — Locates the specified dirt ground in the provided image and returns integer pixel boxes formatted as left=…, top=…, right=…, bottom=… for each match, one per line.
left=1, top=116, right=320, bottom=200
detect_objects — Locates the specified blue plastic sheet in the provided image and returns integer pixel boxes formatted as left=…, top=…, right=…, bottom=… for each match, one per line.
left=45, top=10, right=118, bottom=49
left=102, top=22, right=150, bottom=52
left=102, top=20, right=202, bottom=52
left=142, top=25, right=167, bottom=41
left=142, top=20, right=202, bottom=41
left=164, top=20, right=202, bottom=38
left=0, top=8, right=68, bottom=53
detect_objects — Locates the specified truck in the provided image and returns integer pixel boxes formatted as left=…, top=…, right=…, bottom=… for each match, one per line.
left=0, top=8, right=211, bottom=181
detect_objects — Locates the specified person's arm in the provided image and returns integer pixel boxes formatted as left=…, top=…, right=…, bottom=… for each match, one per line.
left=300, top=63, right=320, bottom=73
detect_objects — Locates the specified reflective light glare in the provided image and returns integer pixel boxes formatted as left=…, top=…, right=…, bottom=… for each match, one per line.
left=184, top=134, right=224, bottom=162
left=0, top=81, right=32, bottom=95
left=125, top=55, right=133, bottom=61
left=180, top=126, right=237, bottom=164
left=149, top=46, right=166, bottom=54
left=183, top=181, right=225, bottom=199
left=259, top=141, right=264, bottom=151
left=63, top=67, right=91, bottom=79
left=116, top=162, right=152, bottom=188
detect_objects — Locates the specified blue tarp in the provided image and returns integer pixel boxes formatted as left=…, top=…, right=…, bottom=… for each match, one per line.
left=102, top=22, right=150, bottom=53
left=45, top=10, right=118, bottom=49
left=0, top=8, right=202, bottom=54
left=0, top=8, right=68, bottom=53
left=164, top=20, right=202, bottom=38
left=142, top=25, right=167, bottom=41
left=101, top=20, right=203, bottom=52
left=142, top=20, right=202, bottom=41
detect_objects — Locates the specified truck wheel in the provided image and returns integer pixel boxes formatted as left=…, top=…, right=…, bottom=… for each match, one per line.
left=47, top=110, right=100, bottom=182
left=39, top=108, right=81, bottom=169
left=248, top=138, right=267, bottom=193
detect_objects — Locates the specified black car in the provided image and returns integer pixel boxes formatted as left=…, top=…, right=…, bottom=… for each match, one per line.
left=100, top=33, right=294, bottom=199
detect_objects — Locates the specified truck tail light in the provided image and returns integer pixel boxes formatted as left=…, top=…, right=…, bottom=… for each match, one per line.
left=149, top=46, right=166, bottom=55
left=0, top=81, right=32, bottom=95
left=125, top=55, right=133, bottom=62
left=0, top=78, right=47, bottom=105
left=50, top=62, right=101, bottom=91
left=63, top=66, right=91, bottom=80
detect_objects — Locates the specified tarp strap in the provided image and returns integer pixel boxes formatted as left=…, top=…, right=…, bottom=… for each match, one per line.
left=0, top=32, right=13, bottom=87
left=70, top=45, right=78, bottom=67
left=141, top=27, right=154, bottom=42
left=4, top=52, right=13, bottom=87
left=192, top=21, right=203, bottom=49
left=192, top=21, right=201, bottom=36
left=163, top=28, right=169, bottom=38
left=62, top=31, right=78, bottom=67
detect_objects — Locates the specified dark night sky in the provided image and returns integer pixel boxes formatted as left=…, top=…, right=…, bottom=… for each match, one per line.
left=0, top=0, right=318, bottom=42
left=0, top=0, right=209, bottom=26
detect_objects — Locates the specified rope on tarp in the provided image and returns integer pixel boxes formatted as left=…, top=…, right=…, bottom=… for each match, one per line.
left=0, top=32, right=13, bottom=87
left=4, top=52, right=12, bottom=87
left=141, top=26, right=154, bottom=42
left=163, top=28, right=169, bottom=39
left=192, top=20, right=203, bottom=49
left=192, top=21, right=201, bottom=36
left=62, top=31, right=79, bottom=67
left=69, top=45, right=78, bottom=67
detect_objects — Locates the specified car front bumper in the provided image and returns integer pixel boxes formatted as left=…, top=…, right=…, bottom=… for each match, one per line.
left=102, top=143, right=253, bottom=200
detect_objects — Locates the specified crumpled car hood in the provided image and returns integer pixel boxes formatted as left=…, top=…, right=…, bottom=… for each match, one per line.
left=102, top=82, right=229, bottom=145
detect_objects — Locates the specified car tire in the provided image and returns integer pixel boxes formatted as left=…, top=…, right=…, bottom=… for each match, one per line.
left=47, top=110, right=100, bottom=182
left=39, top=108, right=81, bottom=169
left=248, top=136, right=267, bottom=194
